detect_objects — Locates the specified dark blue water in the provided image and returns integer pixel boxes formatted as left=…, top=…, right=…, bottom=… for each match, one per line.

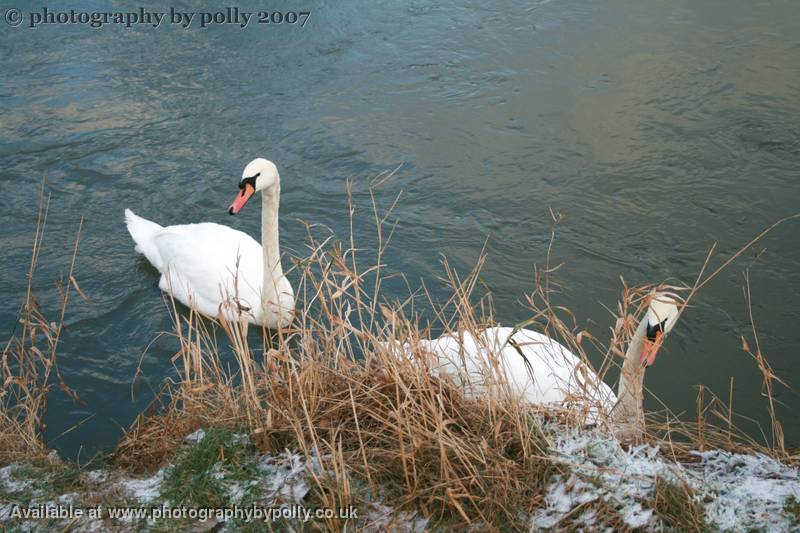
left=1, top=0, right=799, bottom=459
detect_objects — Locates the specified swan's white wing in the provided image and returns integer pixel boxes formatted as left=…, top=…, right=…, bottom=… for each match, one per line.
left=490, top=327, right=615, bottom=405
left=419, top=326, right=617, bottom=421
left=152, top=222, right=264, bottom=321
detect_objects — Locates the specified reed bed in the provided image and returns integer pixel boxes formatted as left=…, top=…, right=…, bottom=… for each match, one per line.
left=116, top=188, right=566, bottom=529
left=2, top=179, right=796, bottom=530
left=112, top=184, right=797, bottom=530
left=0, top=182, right=82, bottom=464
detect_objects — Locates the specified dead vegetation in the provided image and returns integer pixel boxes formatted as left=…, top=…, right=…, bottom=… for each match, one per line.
left=111, top=181, right=797, bottom=530
left=2, top=179, right=797, bottom=531
left=0, top=182, right=83, bottom=463
left=114, top=183, right=567, bottom=529
left=651, top=473, right=707, bottom=532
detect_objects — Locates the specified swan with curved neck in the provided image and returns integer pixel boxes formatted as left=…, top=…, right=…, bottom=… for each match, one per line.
left=125, top=158, right=294, bottom=328
left=608, top=293, right=680, bottom=439
left=396, top=293, right=680, bottom=439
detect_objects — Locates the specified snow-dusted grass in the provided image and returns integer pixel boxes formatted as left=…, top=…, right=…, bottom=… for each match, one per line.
left=690, top=449, right=800, bottom=530
left=531, top=424, right=800, bottom=531
left=1, top=423, right=797, bottom=532
left=119, top=469, right=165, bottom=505
left=4, top=181, right=798, bottom=531
left=0, top=428, right=432, bottom=531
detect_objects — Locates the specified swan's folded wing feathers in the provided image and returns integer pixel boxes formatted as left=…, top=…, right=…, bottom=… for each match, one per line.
left=152, top=223, right=264, bottom=315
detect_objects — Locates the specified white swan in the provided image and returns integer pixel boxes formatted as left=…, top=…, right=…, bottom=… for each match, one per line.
left=125, top=158, right=294, bottom=328
left=390, top=293, right=680, bottom=439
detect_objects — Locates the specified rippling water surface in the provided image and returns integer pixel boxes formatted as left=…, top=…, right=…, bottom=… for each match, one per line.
left=1, top=0, right=799, bottom=458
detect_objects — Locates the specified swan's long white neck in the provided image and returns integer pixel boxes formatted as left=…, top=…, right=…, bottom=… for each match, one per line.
left=609, top=318, right=648, bottom=440
left=260, top=182, right=284, bottom=309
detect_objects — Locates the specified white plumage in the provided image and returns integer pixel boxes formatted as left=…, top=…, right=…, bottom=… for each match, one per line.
left=406, top=326, right=617, bottom=423
left=390, top=294, right=680, bottom=433
left=126, top=210, right=280, bottom=324
left=125, top=158, right=294, bottom=328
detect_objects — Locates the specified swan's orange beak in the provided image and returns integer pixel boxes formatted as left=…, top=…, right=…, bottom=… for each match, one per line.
left=640, top=331, right=663, bottom=367
left=229, top=183, right=255, bottom=215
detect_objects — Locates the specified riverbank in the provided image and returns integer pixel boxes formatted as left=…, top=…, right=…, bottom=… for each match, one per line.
left=1, top=423, right=798, bottom=531
left=2, top=193, right=798, bottom=531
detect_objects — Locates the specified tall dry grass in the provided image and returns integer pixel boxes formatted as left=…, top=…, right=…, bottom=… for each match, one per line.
left=112, top=176, right=797, bottom=529
left=0, top=181, right=83, bottom=463
left=116, top=182, right=562, bottom=529
left=0, top=175, right=789, bottom=530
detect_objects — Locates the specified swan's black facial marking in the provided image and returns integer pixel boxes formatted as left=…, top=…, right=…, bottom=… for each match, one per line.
left=239, top=173, right=259, bottom=190
left=229, top=173, right=259, bottom=215
left=646, top=318, right=668, bottom=342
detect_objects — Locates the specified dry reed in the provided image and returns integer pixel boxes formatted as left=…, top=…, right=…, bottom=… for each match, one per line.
left=0, top=180, right=83, bottom=463
left=2, top=178, right=791, bottom=529
left=112, top=177, right=800, bottom=530
left=115, top=182, right=562, bottom=529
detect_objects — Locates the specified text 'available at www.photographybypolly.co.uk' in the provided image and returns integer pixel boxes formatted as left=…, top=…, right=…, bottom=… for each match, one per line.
left=8, top=503, right=359, bottom=523
left=3, top=7, right=310, bottom=29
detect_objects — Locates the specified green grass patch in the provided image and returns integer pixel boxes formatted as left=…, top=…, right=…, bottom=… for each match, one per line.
left=159, top=427, right=261, bottom=508
left=784, top=495, right=800, bottom=526
left=1, top=461, right=82, bottom=504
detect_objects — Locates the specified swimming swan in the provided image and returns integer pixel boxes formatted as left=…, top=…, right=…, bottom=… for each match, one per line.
left=125, top=158, right=294, bottom=328
left=387, top=293, right=680, bottom=439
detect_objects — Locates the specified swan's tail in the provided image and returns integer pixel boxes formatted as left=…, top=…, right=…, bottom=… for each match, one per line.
left=125, top=209, right=164, bottom=271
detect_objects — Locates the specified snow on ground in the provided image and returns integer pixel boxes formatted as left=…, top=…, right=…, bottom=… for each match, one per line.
left=118, top=469, right=165, bottom=504
left=690, top=449, right=800, bottom=531
left=0, top=464, right=34, bottom=494
left=360, top=499, right=429, bottom=532
left=2, top=426, right=798, bottom=531
left=258, top=450, right=312, bottom=504
left=532, top=428, right=667, bottom=530
left=531, top=425, right=800, bottom=531
left=183, top=429, right=206, bottom=443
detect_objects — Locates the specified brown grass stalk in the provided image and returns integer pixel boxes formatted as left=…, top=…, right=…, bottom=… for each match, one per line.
left=1, top=180, right=82, bottom=463
left=110, top=182, right=799, bottom=529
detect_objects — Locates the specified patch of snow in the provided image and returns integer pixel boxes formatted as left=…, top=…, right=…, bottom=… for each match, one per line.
left=226, top=481, right=247, bottom=504
left=258, top=451, right=311, bottom=504
left=211, top=462, right=260, bottom=505
left=0, top=465, right=14, bottom=479
left=532, top=428, right=671, bottom=530
left=689, top=450, right=800, bottom=531
left=537, top=472, right=599, bottom=529
left=118, top=469, right=165, bottom=504
left=620, top=502, right=653, bottom=529
left=361, top=500, right=429, bottom=532
left=211, top=465, right=225, bottom=482
left=19, top=521, right=37, bottom=532
left=0, top=503, right=14, bottom=521
left=0, top=464, right=34, bottom=494
left=531, top=424, right=800, bottom=532
left=82, top=469, right=108, bottom=484
left=184, top=429, right=206, bottom=443
left=57, top=492, right=78, bottom=505
left=575, top=508, right=599, bottom=531
left=231, top=433, right=249, bottom=446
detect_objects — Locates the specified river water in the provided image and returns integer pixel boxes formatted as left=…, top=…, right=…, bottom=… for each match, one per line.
left=1, top=0, right=798, bottom=459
